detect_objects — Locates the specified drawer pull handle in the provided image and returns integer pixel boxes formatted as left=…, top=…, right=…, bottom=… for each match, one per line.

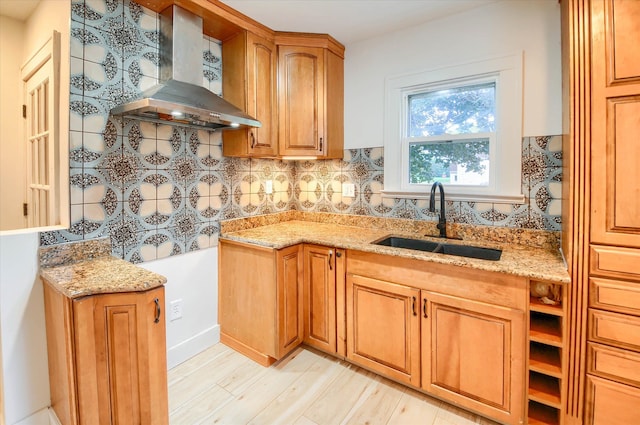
left=250, top=131, right=256, bottom=149
left=423, top=298, right=428, bottom=318
left=154, top=298, right=161, bottom=323
left=328, top=250, right=333, bottom=270
left=412, top=297, right=417, bottom=316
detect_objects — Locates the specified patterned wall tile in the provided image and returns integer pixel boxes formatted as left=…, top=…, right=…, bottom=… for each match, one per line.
left=42, top=0, right=563, bottom=260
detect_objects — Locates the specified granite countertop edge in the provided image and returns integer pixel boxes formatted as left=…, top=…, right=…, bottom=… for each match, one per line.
left=220, top=221, right=570, bottom=284
left=40, top=256, right=168, bottom=299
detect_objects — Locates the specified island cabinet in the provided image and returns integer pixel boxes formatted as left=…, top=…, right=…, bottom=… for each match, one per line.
left=275, top=33, right=344, bottom=158
left=219, top=239, right=303, bottom=366
left=346, top=250, right=527, bottom=425
left=303, top=244, right=346, bottom=356
left=43, top=283, right=168, bottom=425
left=222, top=30, right=278, bottom=157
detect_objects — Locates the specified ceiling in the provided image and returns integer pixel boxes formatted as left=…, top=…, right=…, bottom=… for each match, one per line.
left=220, top=0, right=499, bottom=45
left=0, top=0, right=39, bottom=21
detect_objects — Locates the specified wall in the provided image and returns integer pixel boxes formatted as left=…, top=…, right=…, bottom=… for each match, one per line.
left=0, top=16, right=26, bottom=230
left=344, top=0, right=562, bottom=149
left=0, top=233, right=49, bottom=425
left=0, top=1, right=563, bottom=423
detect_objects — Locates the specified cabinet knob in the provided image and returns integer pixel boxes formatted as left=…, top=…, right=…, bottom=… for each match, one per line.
left=336, top=251, right=342, bottom=258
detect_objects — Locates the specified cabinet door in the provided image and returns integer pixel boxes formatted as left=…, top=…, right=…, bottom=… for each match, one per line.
left=590, top=0, right=640, bottom=247
left=585, top=375, right=640, bottom=425
left=276, top=244, right=304, bottom=358
left=278, top=45, right=325, bottom=156
left=421, top=291, right=525, bottom=425
left=303, top=244, right=337, bottom=353
left=73, top=287, right=168, bottom=425
left=222, top=31, right=277, bottom=157
left=346, top=274, right=420, bottom=386
left=246, top=32, right=277, bottom=156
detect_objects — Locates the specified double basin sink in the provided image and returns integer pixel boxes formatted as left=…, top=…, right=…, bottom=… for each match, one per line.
left=373, top=236, right=502, bottom=261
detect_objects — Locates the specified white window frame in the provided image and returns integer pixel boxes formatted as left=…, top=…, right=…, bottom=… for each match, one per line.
left=383, top=53, right=524, bottom=203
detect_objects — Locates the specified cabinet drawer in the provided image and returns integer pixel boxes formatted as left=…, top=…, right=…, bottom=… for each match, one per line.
left=588, top=343, right=640, bottom=388
left=590, top=245, right=640, bottom=282
left=584, top=375, right=640, bottom=425
left=590, top=277, right=640, bottom=316
left=588, top=309, right=640, bottom=351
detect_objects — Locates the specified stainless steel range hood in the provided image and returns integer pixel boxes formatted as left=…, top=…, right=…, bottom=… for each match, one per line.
left=110, top=5, right=260, bottom=131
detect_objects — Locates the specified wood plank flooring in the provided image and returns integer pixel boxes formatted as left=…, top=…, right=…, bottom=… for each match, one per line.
left=168, top=344, right=501, bottom=425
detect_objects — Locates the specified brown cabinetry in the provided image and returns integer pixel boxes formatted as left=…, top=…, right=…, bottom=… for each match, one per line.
left=219, top=240, right=303, bottom=366
left=527, top=282, right=567, bottom=425
left=223, top=31, right=278, bottom=157
left=43, top=283, right=168, bottom=425
left=302, top=244, right=346, bottom=356
left=346, top=250, right=527, bottom=425
left=422, top=291, right=525, bottom=425
left=276, top=33, right=344, bottom=158
left=563, top=0, right=640, bottom=422
left=346, top=274, right=420, bottom=386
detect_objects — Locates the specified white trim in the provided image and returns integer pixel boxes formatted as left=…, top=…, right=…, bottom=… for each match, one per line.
left=380, top=190, right=525, bottom=204
left=167, top=324, right=220, bottom=369
left=384, top=52, right=524, bottom=202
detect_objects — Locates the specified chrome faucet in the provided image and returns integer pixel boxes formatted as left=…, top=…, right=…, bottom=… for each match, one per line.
left=429, top=182, right=447, bottom=238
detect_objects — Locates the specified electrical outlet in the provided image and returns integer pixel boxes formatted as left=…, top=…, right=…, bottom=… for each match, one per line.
left=342, top=183, right=355, bottom=197
left=265, top=180, right=273, bottom=194
left=170, top=299, right=183, bottom=321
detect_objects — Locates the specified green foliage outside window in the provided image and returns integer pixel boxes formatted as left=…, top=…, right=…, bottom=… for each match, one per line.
left=407, top=82, right=494, bottom=185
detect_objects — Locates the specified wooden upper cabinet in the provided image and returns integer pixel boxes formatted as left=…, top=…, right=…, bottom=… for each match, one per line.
left=276, top=33, right=344, bottom=158
left=590, top=0, right=640, bottom=248
left=223, top=31, right=278, bottom=157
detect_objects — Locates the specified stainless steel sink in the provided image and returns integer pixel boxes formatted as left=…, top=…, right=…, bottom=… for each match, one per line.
left=373, top=236, right=502, bottom=261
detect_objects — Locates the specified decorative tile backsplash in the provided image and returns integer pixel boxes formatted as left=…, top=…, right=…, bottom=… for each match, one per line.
left=41, top=0, right=562, bottom=263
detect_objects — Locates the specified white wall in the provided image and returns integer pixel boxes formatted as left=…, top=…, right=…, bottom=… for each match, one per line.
left=344, top=0, right=562, bottom=149
left=0, top=16, right=27, bottom=230
left=138, top=247, right=220, bottom=369
left=0, top=232, right=49, bottom=425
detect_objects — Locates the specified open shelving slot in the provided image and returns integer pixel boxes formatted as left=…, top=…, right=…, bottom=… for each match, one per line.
left=529, top=342, right=562, bottom=378
left=528, top=400, right=560, bottom=425
left=528, top=282, right=566, bottom=425
left=530, top=311, right=563, bottom=347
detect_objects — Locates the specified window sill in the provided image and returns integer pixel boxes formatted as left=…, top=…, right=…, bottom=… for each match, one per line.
left=380, top=190, right=525, bottom=204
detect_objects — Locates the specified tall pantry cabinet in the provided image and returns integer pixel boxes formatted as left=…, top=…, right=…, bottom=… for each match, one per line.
left=562, top=0, right=640, bottom=424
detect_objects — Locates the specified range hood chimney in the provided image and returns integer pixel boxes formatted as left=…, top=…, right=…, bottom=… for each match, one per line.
left=110, top=5, right=260, bottom=131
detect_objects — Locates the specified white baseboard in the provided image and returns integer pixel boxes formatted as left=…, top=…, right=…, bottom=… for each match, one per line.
left=10, top=407, right=59, bottom=425
left=167, top=325, right=220, bottom=369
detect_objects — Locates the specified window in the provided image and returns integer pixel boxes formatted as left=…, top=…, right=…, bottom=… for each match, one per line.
left=383, top=54, right=524, bottom=203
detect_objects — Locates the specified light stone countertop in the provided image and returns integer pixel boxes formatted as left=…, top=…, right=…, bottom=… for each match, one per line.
left=39, top=239, right=167, bottom=299
left=221, top=220, right=570, bottom=284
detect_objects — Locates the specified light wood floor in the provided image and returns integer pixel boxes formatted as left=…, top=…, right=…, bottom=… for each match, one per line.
left=168, top=343, right=501, bottom=425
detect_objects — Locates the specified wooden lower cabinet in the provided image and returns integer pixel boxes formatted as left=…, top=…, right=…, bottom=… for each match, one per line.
left=346, top=274, right=421, bottom=386
left=422, top=291, right=525, bottom=425
left=43, top=283, right=168, bottom=425
left=303, top=245, right=346, bottom=355
left=584, top=375, right=640, bottom=425
left=219, top=240, right=303, bottom=365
